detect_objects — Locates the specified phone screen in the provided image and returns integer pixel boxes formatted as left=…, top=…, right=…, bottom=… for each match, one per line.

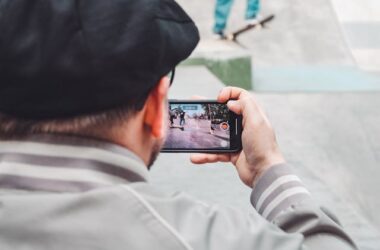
left=162, top=101, right=241, bottom=152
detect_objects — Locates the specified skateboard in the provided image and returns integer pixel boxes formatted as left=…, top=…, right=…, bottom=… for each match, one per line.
left=170, top=125, right=184, bottom=131
left=225, top=14, right=275, bottom=41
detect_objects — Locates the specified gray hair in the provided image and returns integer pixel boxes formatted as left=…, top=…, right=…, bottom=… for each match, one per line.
left=0, top=105, right=136, bottom=139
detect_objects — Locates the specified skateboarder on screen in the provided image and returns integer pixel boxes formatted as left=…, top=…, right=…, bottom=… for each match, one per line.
left=179, top=111, right=186, bottom=126
left=213, top=0, right=260, bottom=38
left=169, top=110, right=176, bottom=126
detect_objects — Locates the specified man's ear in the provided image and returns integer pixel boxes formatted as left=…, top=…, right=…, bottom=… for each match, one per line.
left=143, top=77, right=170, bottom=138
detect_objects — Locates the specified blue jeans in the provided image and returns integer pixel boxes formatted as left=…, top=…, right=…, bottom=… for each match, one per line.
left=213, top=0, right=260, bottom=33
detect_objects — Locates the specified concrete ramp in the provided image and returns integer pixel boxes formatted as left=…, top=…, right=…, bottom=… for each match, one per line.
left=331, top=0, right=380, bottom=72
left=177, top=0, right=354, bottom=66
left=177, top=0, right=380, bottom=91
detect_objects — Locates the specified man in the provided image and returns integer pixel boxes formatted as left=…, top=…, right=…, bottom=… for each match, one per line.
left=214, top=0, right=260, bottom=37
left=179, top=111, right=186, bottom=126
left=0, top=0, right=356, bottom=249
left=169, top=109, right=176, bottom=127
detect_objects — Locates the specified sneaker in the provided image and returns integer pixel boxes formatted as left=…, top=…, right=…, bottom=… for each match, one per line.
left=212, top=30, right=226, bottom=40
left=246, top=14, right=262, bottom=26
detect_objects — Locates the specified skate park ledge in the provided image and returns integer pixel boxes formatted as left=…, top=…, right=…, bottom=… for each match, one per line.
left=181, top=39, right=253, bottom=90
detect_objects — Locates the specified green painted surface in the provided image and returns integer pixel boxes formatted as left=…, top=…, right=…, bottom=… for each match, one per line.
left=182, top=56, right=253, bottom=90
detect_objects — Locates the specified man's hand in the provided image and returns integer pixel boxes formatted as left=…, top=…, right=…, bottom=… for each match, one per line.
left=190, top=87, right=285, bottom=187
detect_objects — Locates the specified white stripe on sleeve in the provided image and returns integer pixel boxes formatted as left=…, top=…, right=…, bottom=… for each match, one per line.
left=256, top=175, right=302, bottom=211
left=262, top=187, right=310, bottom=219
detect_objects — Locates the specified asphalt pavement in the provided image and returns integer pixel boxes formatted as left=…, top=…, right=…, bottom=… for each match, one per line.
left=165, top=117, right=229, bottom=149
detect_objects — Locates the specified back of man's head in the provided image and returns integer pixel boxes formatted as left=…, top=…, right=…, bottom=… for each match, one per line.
left=0, top=0, right=199, bottom=138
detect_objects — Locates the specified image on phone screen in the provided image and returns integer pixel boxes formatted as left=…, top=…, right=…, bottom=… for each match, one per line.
left=162, top=101, right=241, bottom=152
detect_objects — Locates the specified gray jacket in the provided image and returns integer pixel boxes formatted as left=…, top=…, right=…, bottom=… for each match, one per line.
left=0, top=134, right=356, bottom=249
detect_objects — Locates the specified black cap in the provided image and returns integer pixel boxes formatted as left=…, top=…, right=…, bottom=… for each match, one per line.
left=0, top=0, right=199, bottom=119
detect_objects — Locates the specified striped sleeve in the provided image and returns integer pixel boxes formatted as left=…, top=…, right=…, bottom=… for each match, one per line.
left=251, top=164, right=311, bottom=221
left=250, top=164, right=358, bottom=249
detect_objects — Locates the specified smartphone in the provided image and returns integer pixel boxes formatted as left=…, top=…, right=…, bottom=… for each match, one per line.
left=161, top=100, right=242, bottom=153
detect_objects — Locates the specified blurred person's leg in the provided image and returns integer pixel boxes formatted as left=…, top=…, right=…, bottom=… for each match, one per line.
left=213, top=0, right=234, bottom=34
left=246, top=0, right=260, bottom=20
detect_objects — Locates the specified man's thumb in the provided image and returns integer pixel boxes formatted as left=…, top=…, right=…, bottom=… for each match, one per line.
left=227, top=100, right=242, bottom=115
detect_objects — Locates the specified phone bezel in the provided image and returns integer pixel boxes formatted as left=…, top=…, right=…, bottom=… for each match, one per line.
left=161, top=100, right=242, bottom=153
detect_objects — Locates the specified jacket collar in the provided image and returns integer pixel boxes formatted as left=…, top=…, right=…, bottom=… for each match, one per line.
left=0, top=134, right=149, bottom=193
